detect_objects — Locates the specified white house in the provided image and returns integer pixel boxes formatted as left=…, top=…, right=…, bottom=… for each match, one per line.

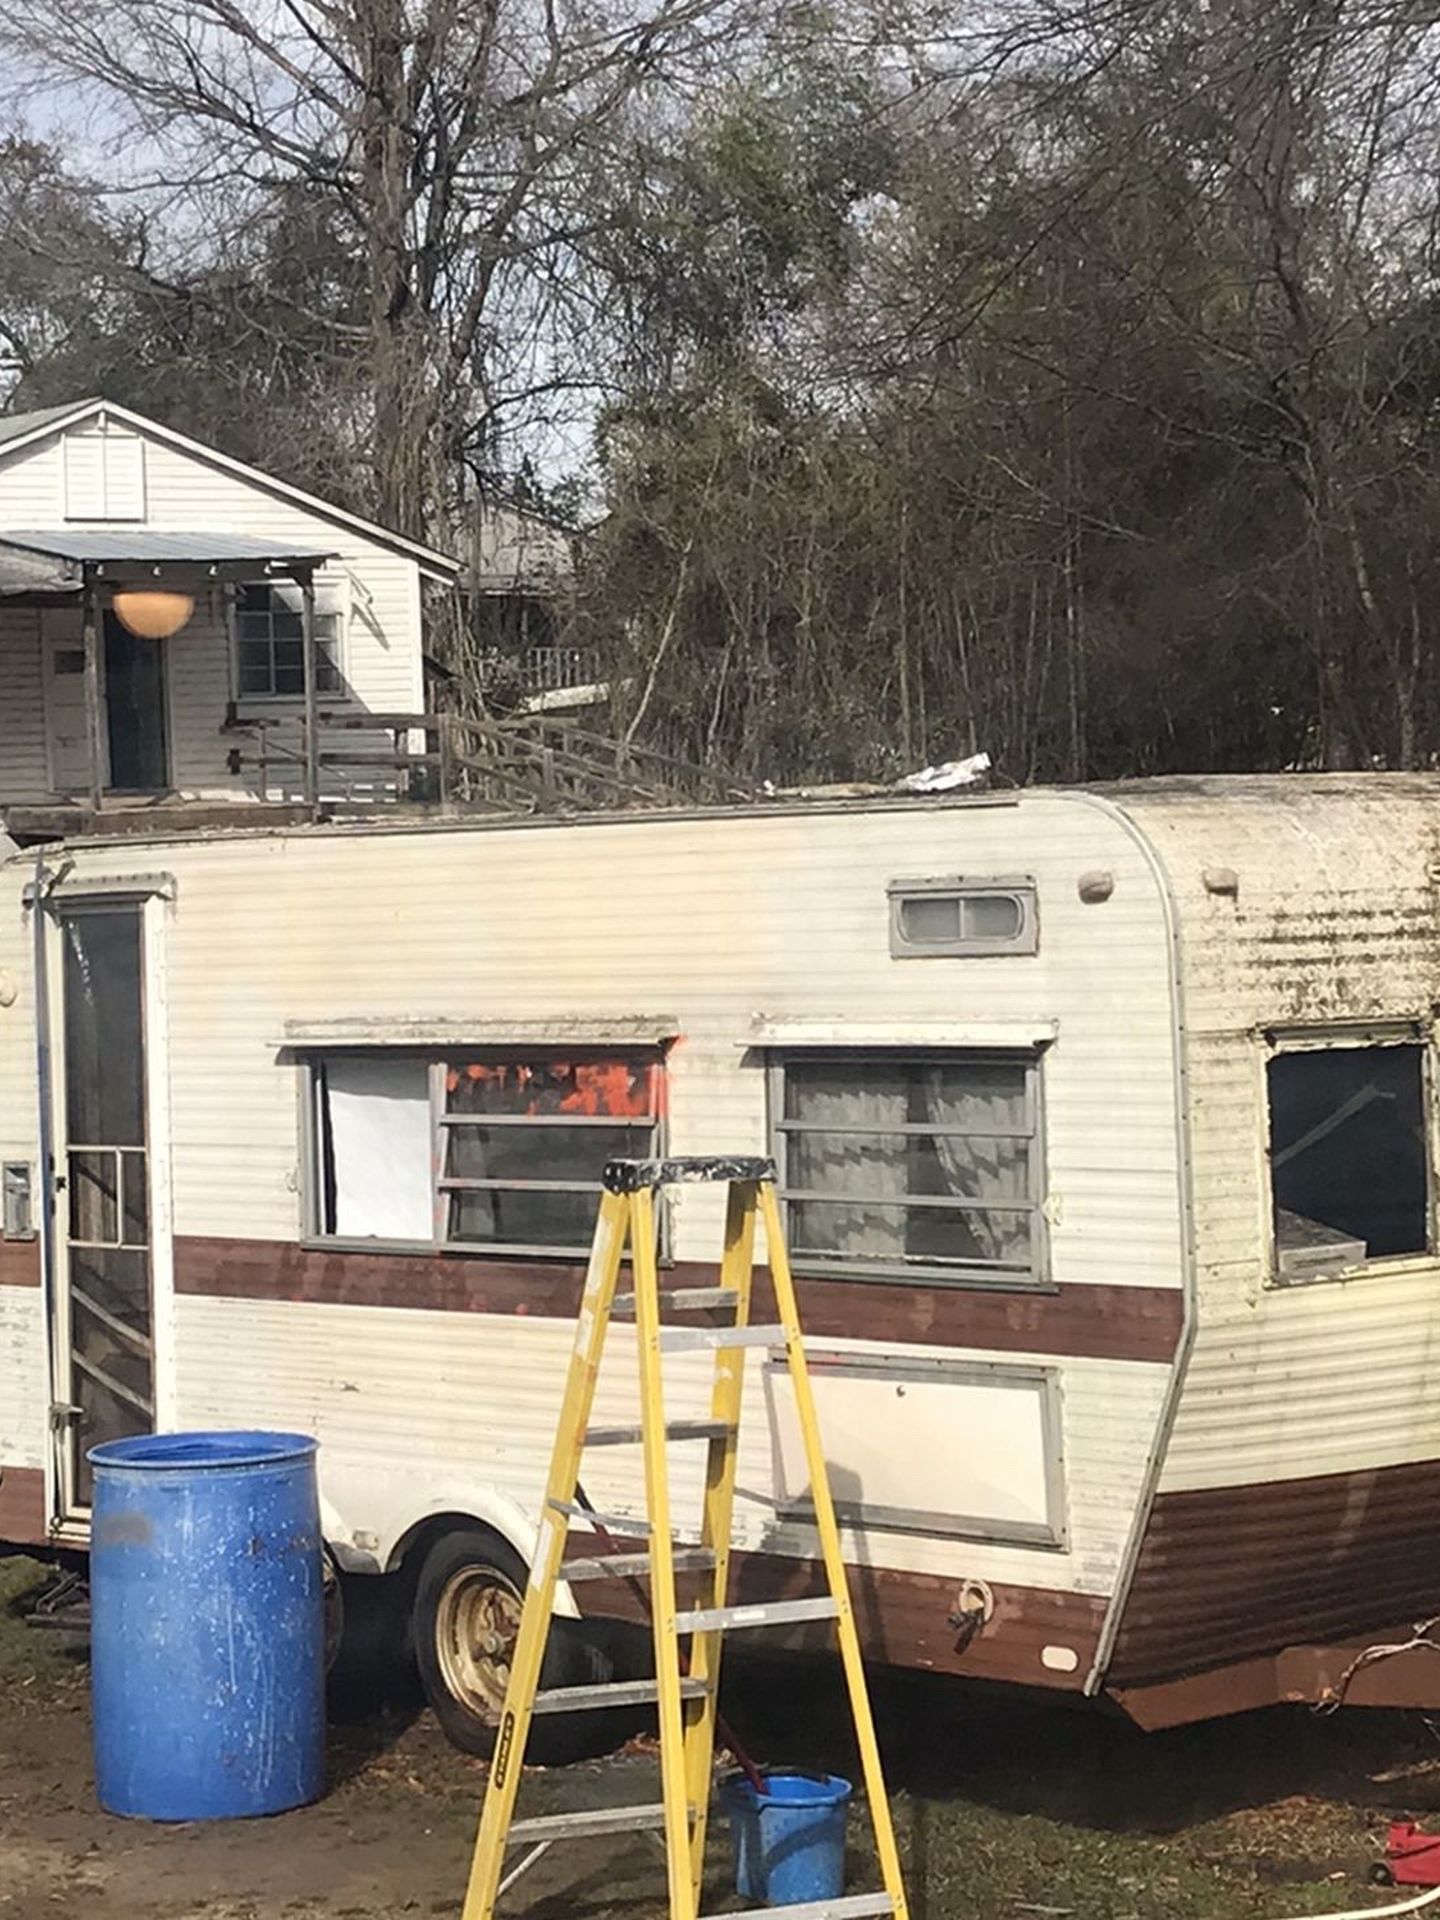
left=0, top=398, right=462, bottom=836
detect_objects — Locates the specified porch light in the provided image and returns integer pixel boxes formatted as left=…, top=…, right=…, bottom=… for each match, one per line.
left=111, top=587, right=195, bottom=639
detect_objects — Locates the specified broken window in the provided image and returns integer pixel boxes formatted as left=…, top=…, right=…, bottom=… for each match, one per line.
left=311, top=1049, right=662, bottom=1256
left=1267, top=1042, right=1430, bottom=1282
left=770, top=1051, right=1046, bottom=1287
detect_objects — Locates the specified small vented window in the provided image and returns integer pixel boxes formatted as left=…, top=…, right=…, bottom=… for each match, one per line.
left=889, top=877, right=1037, bottom=958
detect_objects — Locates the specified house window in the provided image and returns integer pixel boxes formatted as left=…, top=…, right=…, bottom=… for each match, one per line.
left=311, top=1049, right=663, bottom=1255
left=234, top=582, right=342, bottom=698
left=1268, top=1039, right=1430, bottom=1283
left=770, top=1051, right=1046, bottom=1287
left=888, top=878, right=1038, bottom=957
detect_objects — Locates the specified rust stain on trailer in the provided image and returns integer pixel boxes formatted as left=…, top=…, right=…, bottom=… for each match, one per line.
left=1107, top=1457, right=1440, bottom=1690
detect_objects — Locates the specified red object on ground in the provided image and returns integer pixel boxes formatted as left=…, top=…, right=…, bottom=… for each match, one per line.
left=1384, top=1822, right=1440, bottom=1885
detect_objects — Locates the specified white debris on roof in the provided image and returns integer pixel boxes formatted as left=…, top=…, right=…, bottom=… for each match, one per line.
left=896, top=751, right=992, bottom=793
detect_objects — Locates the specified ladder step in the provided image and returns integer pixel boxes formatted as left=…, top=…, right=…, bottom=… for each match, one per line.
left=659, top=1324, right=789, bottom=1353
left=586, top=1419, right=734, bottom=1447
left=561, top=1547, right=718, bottom=1582
left=700, top=1899, right=893, bottom=1920
left=549, top=1499, right=650, bottom=1535
left=604, top=1155, right=775, bottom=1193
left=509, top=1804, right=669, bottom=1843
left=673, top=1596, right=841, bottom=1634
left=613, top=1286, right=740, bottom=1318
left=533, top=1676, right=711, bottom=1713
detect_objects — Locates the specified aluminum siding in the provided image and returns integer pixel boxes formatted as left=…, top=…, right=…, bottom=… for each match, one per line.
left=0, top=796, right=1184, bottom=1620
left=1117, top=775, right=1440, bottom=1493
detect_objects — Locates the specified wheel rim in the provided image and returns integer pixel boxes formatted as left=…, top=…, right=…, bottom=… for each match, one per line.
left=322, top=1550, right=344, bottom=1672
left=434, top=1564, right=523, bottom=1720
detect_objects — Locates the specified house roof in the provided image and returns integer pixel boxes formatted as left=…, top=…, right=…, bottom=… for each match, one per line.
left=0, top=543, right=76, bottom=596
left=0, top=398, right=100, bottom=452
left=0, top=397, right=462, bottom=581
left=0, top=529, right=333, bottom=568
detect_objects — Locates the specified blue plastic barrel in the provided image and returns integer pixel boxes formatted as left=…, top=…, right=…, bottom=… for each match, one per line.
left=722, top=1770, right=853, bottom=1905
left=89, top=1430, right=325, bottom=1821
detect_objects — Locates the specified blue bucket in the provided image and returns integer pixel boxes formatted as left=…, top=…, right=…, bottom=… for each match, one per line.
left=89, top=1430, right=325, bottom=1821
left=722, top=1770, right=853, bottom=1906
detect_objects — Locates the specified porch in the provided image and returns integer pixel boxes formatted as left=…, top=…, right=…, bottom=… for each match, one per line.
left=0, top=529, right=344, bottom=823
left=0, top=530, right=743, bottom=839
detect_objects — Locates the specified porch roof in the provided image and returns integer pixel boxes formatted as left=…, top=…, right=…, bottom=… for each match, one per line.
left=0, top=545, right=76, bottom=595
left=0, top=530, right=334, bottom=571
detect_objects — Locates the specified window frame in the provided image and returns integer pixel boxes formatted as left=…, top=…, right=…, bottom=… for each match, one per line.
left=301, top=1045, right=666, bottom=1259
left=1261, top=1021, right=1436, bottom=1289
left=766, top=1046, right=1052, bottom=1291
left=231, top=579, right=345, bottom=704
left=887, top=875, right=1039, bottom=959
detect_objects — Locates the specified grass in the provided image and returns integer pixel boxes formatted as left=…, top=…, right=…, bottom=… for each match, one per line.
left=3, top=1557, right=1438, bottom=1919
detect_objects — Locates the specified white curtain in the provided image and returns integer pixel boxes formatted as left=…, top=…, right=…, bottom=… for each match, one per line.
left=920, top=1067, right=1030, bottom=1267
left=788, top=1069, right=908, bottom=1258
left=788, top=1059, right=1031, bottom=1272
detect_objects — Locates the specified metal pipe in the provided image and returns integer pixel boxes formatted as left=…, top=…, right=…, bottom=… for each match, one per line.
left=300, top=569, right=319, bottom=818
left=81, top=566, right=104, bottom=812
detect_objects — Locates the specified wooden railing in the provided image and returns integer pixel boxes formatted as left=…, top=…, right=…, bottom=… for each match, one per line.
left=475, top=645, right=601, bottom=694
left=221, top=707, right=750, bottom=814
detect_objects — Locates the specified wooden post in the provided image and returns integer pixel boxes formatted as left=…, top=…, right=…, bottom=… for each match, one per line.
left=300, top=569, right=320, bottom=818
left=81, top=567, right=105, bottom=813
left=438, top=713, right=455, bottom=813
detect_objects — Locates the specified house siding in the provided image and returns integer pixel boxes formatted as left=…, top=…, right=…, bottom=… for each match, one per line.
left=0, top=605, right=49, bottom=801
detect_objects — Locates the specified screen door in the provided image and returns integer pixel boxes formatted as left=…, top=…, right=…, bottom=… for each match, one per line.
left=56, top=903, right=155, bottom=1509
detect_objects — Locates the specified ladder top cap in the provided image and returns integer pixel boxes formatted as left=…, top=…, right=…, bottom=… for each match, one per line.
left=603, top=1155, right=777, bottom=1193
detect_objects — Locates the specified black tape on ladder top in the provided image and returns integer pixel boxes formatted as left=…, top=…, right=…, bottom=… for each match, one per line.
left=601, top=1155, right=777, bottom=1193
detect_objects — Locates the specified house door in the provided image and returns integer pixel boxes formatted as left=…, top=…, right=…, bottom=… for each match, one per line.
left=54, top=904, right=155, bottom=1512
left=42, top=615, right=91, bottom=797
left=104, top=611, right=169, bottom=791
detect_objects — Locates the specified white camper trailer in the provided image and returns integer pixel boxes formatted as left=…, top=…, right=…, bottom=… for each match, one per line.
left=3, top=775, right=1440, bottom=1738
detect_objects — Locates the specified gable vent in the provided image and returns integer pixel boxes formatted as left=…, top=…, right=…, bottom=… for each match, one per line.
left=63, top=421, right=147, bottom=522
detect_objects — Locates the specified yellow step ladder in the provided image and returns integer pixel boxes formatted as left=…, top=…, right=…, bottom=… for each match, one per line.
left=459, top=1154, right=910, bottom=1920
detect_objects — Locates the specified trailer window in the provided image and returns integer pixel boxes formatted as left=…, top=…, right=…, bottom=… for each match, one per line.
left=440, top=1054, right=660, bottom=1253
left=1267, top=1042, right=1430, bottom=1284
left=310, top=1049, right=662, bottom=1255
left=770, top=1051, right=1045, bottom=1287
left=888, top=878, right=1038, bottom=958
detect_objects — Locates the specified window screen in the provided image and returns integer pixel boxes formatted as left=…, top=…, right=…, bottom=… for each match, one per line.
left=1268, top=1043, right=1429, bottom=1281
left=771, top=1052, right=1045, bottom=1286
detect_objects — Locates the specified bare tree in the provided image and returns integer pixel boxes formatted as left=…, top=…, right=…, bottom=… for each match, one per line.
left=0, top=0, right=759, bottom=538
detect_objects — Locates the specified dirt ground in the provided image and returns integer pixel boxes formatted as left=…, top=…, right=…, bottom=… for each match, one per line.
left=5, top=1556, right=1440, bottom=1920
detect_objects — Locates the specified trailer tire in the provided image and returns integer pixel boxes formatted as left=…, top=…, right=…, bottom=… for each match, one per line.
left=413, top=1529, right=627, bottom=1763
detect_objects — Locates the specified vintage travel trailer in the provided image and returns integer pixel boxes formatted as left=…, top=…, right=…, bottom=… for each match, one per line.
left=2, top=773, right=1440, bottom=1741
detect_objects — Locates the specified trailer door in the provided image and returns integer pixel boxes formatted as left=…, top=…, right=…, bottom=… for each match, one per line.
left=53, top=901, right=155, bottom=1511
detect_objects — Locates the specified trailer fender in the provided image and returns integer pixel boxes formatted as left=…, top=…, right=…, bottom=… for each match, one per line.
left=326, top=1477, right=582, bottom=1619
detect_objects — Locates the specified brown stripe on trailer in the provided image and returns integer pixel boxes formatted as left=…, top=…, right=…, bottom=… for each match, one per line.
left=564, top=1531, right=1108, bottom=1689
left=173, top=1237, right=1183, bottom=1364
left=0, top=1240, right=40, bottom=1287
left=0, top=1466, right=46, bottom=1545
left=1106, top=1457, right=1440, bottom=1703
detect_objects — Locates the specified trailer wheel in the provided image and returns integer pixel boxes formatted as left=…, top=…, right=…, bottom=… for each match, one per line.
left=413, top=1529, right=627, bottom=1763
left=322, top=1548, right=344, bottom=1673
